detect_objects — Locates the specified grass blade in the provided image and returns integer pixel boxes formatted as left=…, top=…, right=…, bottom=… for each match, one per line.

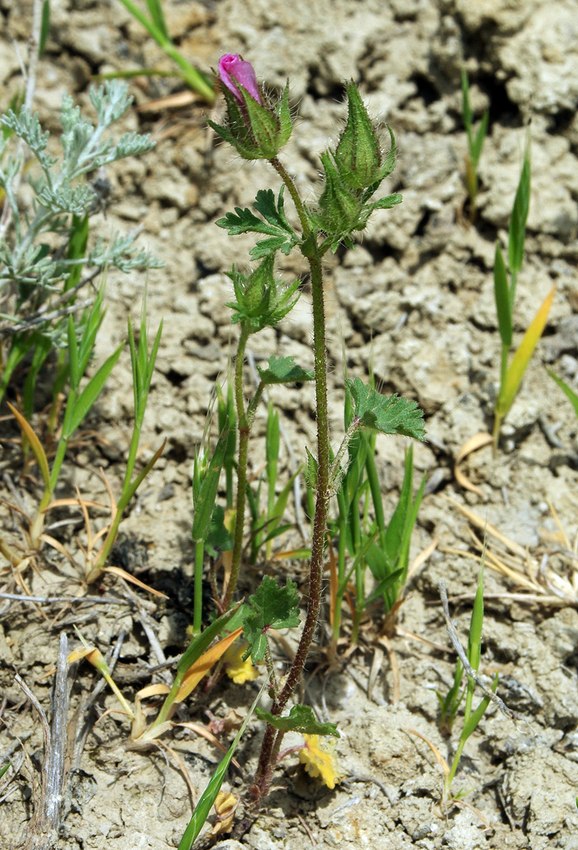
left=496, top=285, right=555, bottom=418
left=547, top=369, right=578, bottom=416
left=177, top=684, right=265, bottom=850
left=192, top=427, right=230, bottom=543
left=145, top=0, right=168, bottom=39
left=493, top=243, right=512, bottom=347
left=508, top=149, right=531, bottom=279
left=39, top=0, right=50, bottom=56
left=471, top=110, right=488, bottom=167
left=7, top=403, right=51, bottom=492
left=461, top=69, right=472, bottom=139
left=117, top=0, right=162, bottom=41
left=65, top=344, right=123, bottom=437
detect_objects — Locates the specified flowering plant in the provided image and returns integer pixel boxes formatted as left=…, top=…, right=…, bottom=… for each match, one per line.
left=180, top=55, right=425, bottom=846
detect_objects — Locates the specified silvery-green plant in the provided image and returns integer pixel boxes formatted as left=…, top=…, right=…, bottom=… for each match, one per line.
left=0, top=80, right=161, bottom=407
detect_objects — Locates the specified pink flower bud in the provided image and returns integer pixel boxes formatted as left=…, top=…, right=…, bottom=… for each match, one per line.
left=218, top=54, right=262, bottom=104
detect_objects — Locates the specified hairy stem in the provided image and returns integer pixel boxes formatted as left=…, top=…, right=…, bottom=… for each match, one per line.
left=253, top=161, right=330, bottom=800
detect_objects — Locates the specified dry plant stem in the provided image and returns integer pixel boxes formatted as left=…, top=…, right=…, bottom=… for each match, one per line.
left=15, top=633, right=69, bottom=850
left=253, top=159, right=330, bottom=800
left=224, top=323, right=251, bottom=608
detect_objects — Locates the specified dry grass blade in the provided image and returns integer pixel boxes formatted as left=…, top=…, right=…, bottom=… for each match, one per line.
left=446, top=499, right=577, bottom=605
left=454, top=432, right=493, bottom=494
left=406, top=727, right=449, bottom=778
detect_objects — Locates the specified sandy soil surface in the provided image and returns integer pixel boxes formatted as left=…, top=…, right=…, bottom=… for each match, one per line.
left=1, top=1, right=577, bottom=849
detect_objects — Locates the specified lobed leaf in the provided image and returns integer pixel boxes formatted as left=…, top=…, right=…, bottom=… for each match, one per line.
left=256, top=704, right=339, bottom=737
left=216, top=188, right=299, bottom=258
left=346, top=377, right=425, bottom=440
left=243, top=576, right=300, bottom=662
left=257, top=355, right=314, bottom=385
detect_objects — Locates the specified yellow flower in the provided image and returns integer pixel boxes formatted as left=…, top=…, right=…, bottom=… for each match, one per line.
left=299, top=734, right=342, bottom=789
left=223, top=643, right=260, bottom=684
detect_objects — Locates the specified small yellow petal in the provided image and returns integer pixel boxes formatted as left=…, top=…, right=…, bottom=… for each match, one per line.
left=223, top=643, right=260, bottom=684
left=299, top=734, right=342, bottom=790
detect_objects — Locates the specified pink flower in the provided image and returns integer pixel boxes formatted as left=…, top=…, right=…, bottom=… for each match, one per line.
left=218, top=54, right=262, bottom=104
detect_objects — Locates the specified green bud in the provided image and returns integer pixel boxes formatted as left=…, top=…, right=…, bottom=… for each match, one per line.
left=226, top=256, right=300, bottom=333
left=317, top=151, right=363, bottom=240
left=335, top=82, right=381, bottom=190
left=209, top=84, right=292, bottom=161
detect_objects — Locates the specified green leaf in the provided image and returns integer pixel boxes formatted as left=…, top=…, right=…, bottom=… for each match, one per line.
left=206, top=504, right=234, bottom=556
left=255, top=704, right=340, bottom=737
left=508, top=150, right=531, bottom=279
left=216, top=188, right=299, bottom=258
left=257, top=355, right=314, bottom=385
left=243, top=576, right=300, bottom=662
left=493, top=243, right=512, bottom=347
left=367, top=193, right=403, bottom=212
left=346, top=377, right=425, bottom=440
left=547, top=369, right=578, bottom=417
left=192, top=428, right=230, bottom=542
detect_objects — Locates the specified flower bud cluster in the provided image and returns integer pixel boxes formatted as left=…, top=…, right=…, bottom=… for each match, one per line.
left=315, top=83, right=402, bottom=248
left=226, top=256, right=300, bottom=333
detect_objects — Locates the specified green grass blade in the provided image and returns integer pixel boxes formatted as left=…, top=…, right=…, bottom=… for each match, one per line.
left=462, top=675, right=498, bottom=739
left=145, top=0, right=168, bottom=39
left=467, top=566, right=484, bottom=672
left=65, top=215, right=90, bottom=290
left=118, top=0, right=162, bottom=40
left=471, top=109, right=488, bottom=167
left=77, top=293, right=106, bottom=377
left=65, top=344, right=123, bottom=437
left=67, top=315, right=80, bottom=389
left=363, top=433, right=385, bottom=534
left=39, top=0, right=50, bottom=56
left=383, top=445, right=415, bottom=568
left=23, top=334, right=52, bottom=417
left=192, top=428, right=229, bottom=543
left=508, top=150, right=531, bottom=279
left=0, top=336, right=35, bottom=404
left=493, top=243, right=512, bottom=348
left=461, top=68, right=473, bottom=141
left=547, top=369, right=578, bottom=416
left=177, top=684, right=264, bottom=850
